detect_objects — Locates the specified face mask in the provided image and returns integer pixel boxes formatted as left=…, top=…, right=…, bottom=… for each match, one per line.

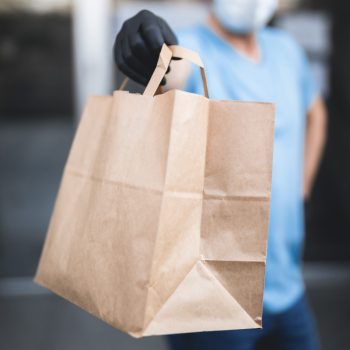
left=212, top=0, right=278, bottom=34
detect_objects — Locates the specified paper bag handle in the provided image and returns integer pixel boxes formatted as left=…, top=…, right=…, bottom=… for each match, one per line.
left=143, top=44, right=209, bottom=98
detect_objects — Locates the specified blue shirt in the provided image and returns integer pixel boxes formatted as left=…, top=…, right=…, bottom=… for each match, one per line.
left=178, top=24, right=317, bottom=313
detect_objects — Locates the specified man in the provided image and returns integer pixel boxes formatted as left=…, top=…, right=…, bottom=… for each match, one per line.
left=114, top=0, right=327, bottom=349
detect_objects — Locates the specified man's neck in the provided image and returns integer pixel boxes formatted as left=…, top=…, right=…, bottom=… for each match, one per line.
left=207, top=15, right=261, bottom=63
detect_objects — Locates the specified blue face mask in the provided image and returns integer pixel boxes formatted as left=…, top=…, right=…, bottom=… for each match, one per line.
left=212, top=0, right=278, bottom=34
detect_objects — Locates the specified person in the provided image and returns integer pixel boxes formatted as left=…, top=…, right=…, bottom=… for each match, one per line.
left=113, top=0, right=327, bottom=349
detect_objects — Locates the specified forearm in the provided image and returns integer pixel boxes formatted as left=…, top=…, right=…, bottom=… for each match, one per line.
left=304, top=96, right=327, bottom=199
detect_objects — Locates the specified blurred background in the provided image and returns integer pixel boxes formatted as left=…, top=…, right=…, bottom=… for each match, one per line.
left=0, top=0, right=349, bottom=349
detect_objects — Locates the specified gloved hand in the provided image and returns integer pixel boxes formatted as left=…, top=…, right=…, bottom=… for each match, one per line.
left=114, top=10, right=178, bottom=86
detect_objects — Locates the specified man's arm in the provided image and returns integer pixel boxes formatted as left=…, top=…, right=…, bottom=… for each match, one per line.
left=304, top=96, right=327, bottom=199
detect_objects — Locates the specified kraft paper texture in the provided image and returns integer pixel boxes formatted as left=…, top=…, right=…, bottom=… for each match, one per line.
left=35, top=45, right=275, bottom=337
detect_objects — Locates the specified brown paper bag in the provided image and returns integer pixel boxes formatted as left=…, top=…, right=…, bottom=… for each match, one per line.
left=35, top=44, right=275, bottom=337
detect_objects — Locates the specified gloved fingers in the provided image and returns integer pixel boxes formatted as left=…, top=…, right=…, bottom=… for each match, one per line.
left=121, top=34, right=153, bottom=83
left=115, top=41, right=148, bottom=85
left=140, top=21, right=178, bottom=85
left=140, top=20, right=166, bottom=58
left=114, top=11, right=177, bottom=86
left=160, top=19, right=178, bottom=46
left=116, top=38, right=168, bottom=86
left=128, top=30, right=154, bottom=70
left=139, top=22, right=171, bottom=85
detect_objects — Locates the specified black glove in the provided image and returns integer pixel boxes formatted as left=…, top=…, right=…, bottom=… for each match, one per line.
left=114, top=10, right=178, bottom=86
